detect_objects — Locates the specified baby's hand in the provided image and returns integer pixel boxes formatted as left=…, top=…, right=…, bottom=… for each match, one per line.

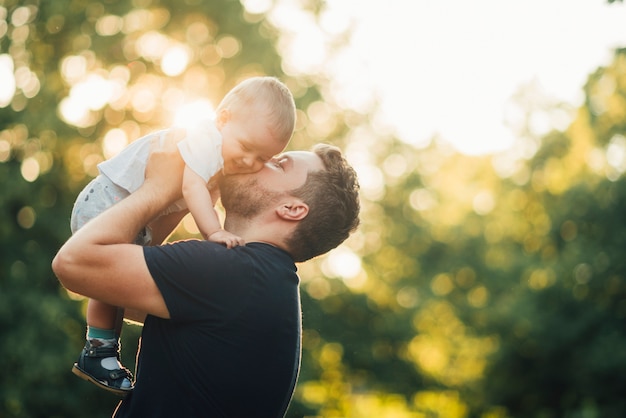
left=206, top=229, right=246, bottom=248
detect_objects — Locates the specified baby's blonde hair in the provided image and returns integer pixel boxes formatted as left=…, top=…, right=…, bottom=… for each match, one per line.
left=216, top=76, right=296, bottom=144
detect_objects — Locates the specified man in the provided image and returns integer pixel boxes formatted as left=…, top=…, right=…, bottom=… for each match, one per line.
left=52, top=133, right=360, bottom=417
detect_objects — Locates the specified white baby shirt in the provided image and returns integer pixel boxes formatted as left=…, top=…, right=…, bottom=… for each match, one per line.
left=97, top=120, right=223, bottom=212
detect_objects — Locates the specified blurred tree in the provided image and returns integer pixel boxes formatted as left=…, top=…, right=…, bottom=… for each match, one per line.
left=289, top=48, right=626, bottom=418
left=2, top=0, right=626, bottom=417
left=0, top=0, right=326, bottom=416
left=474, top=49, right=626, bottom=418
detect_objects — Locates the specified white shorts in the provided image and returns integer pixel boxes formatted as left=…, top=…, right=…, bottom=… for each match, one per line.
left=70, top=175, right=152, bottom=245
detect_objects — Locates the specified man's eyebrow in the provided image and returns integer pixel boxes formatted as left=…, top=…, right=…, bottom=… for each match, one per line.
left=282, top=155, right=294, bottom=169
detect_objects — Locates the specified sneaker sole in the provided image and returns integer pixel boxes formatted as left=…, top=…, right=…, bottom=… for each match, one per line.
left=72, top=363, right=132, bottom=398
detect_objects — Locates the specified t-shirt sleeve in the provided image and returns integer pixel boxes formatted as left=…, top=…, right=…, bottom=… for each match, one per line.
left=143, top=240, right=251, bottom=323
left=176, top=120, right=224, bottom=182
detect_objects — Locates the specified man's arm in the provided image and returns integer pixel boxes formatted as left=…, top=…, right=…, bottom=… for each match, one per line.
left=52, top=130, right=186, bottom=319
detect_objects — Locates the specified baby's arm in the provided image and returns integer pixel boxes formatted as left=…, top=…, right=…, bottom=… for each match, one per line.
left=182, top=165, right=245, bottom=248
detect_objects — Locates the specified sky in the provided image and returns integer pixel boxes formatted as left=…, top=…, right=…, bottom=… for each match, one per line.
left=4, top=1, right=624, bottom=158
left=269, top=0, right=626, bottom=155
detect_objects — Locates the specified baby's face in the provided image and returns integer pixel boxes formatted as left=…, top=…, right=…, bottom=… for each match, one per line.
left=218, top=111, right=286, bottom=175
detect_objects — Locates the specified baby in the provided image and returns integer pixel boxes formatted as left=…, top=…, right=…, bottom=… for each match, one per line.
left=68, top=76, right=296, bottom=396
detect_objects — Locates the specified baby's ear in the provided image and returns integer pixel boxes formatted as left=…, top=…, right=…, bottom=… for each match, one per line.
left=276, top=200, right=309, bottom=221
left=216, top=109, right=230, bottom=129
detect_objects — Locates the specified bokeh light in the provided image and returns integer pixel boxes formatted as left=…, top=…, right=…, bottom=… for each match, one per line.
left=0, top=54, right=16, bottom=107
left=173, top=100, right=215, bottom=128
left=161, top=45, right=190, bottom=76
left=322, top=246, right=362, bottom=280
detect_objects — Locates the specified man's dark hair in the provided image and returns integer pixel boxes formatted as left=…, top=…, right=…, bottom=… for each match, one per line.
left=285, top=144, right=360, bottom=262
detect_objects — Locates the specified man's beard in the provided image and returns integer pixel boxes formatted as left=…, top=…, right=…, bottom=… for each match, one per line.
left=218, top=175, right=283, bottom=218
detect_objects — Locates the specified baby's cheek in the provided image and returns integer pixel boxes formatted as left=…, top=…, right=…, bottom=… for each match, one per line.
left=222, top=161, right=238, bottom=175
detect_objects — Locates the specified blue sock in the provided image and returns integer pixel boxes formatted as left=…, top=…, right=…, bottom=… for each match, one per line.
left=87, top=326, right=116, bottom=342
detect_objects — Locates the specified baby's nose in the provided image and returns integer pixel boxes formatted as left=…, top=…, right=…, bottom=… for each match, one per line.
left=242, top=156, right=254, bottom=167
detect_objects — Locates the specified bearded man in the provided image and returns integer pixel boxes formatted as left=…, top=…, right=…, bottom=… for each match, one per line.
left=52, top=130, right=360, bottom=418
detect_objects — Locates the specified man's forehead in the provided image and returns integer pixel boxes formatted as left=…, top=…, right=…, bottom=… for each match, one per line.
left=284, top=150, right=324, bottom=170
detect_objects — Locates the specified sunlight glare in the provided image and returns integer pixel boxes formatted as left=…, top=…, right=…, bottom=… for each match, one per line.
left=270, top=3, right=326, bottom=74
left=241, top=0, right=272, bottom=15
left=161, top=45, right=190, bottom=76
left=131, top=88, right=157, bottom=113
left=96, top=14, right=123, bottom=36
left=59, top=97, right=90, bottom=127
left=72, top=74, right=113, bottom=110
left=136, top=31, right=169, bottom=61
left=173, top=100, right=215, bottom=128
left=327, top=50, right=376, bottom=114
left=382, top=154, right=408, bottom=178
left=607, top=134, right=626, bottom=175
left=322, top=246, right=362, bottom=281
left=0, top=54, right=16, bottom=107
left=354, top=163, right=384, bottom=201
left=102, top=128, right=129, bottom=159
left=281, top=0, right=626, bottom=155
left=14, top=66, right=40, bottom=98
left=60, top=55, right=87, bottom=83
left=319, top=2, right=351, bottom=36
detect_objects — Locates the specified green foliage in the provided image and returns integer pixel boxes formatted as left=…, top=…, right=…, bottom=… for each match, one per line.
left=0, top=0, right=305, bottom=416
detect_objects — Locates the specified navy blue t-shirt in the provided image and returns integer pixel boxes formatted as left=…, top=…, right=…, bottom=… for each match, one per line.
left=113, top=240, right=302, bottom=418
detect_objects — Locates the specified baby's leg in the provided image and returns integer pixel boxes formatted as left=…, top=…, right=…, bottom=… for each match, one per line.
left=72, top=297, right=133, bottom=395
left=149, top=210, right=188, bottom=245
left=86, top=299, right=125, bottom=341
left=69, top=177, right=134, bottom=395
left=87, top=299, right=118, bottom=330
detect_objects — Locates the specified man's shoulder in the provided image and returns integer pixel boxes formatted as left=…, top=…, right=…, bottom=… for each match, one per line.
left=146, top=239, right=255, bottom=264
left=150, top=239, right=226, bottom=255
left=146, top=240, right=294, bottom=269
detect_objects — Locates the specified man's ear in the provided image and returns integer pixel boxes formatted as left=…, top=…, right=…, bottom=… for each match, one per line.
left=216, top=109, right=230, bottom=129
left=277, top=201, right=309, bottom=221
